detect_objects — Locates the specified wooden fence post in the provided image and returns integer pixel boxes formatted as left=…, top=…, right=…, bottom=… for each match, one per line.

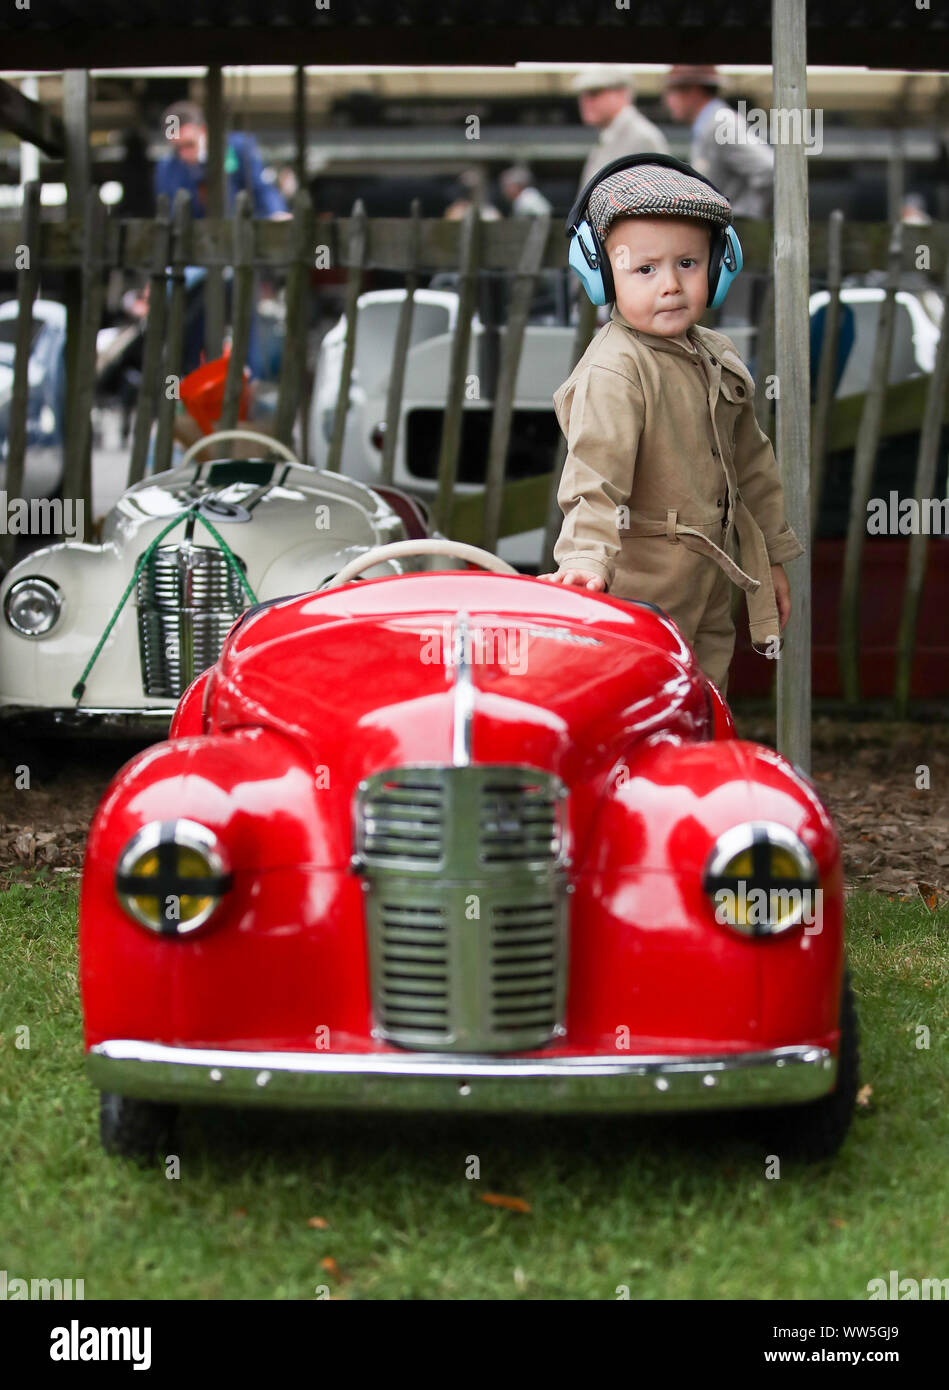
left=810, top=208, right=844, bottom=535
left=482, top=213, right=550, bottom=552
left=434, top=204, right=481, bottom=533
left=273, top=189, right=314, bottom=452
left=326, top=200, right=367, bottom=473
left=839, top=221, right=903, bottom=705
left=894, top=249, right=949, bottom=716
left=153, top=190, right=192, bottom=477
left=62, top=186, right=106, bottom=544
left=204, top=65, right=226, bottom=362
left=772, top=0, right=812, bottom=772
left=127, top=194, right=171, bottom=486
left=541, top=295, right=597, bottom=572
left=1, top=179, right=41, bottom=572
left=380, top=199, right=422, bottom=486
left=219, top=190, right=254, bottom=432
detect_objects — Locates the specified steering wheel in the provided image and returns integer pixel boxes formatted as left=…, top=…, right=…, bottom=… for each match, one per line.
left=181, top=429, right=302, bottom=467
left=322, top=539, right=519, bottom=589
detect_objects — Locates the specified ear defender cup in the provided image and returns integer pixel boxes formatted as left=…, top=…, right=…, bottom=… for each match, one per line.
left=566, top=152, right=743, bottom=310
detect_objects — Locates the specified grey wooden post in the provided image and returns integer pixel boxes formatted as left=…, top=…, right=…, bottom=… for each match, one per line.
left=326, top=200, right=368, bottom=473
left=772, top=0, right=812, bottom=772
left=63, top=187, right=106, bottom=544
left=2, top=180, right=41, bottom=572
left=482, top=213, right=550, bottom=552
left=810, top=209, right=844, bottom=535
left=219, top=190, right=254, bottom=432
left=894, top=250, right=949, bottom=716
left=274, top=189, right=314, bottom=450
left=839, top=222, right=903, bottom=705
left=541, top=295, right=597, bottom=572
left=154, top=190, right=193, bottom=476
left=62, top=70, right=91, bottom=543
left=204, top=65, right=226, bottom=362
left=294, top=66, right=307, bottom=193
left=127, top=194, right=171, bottom=486
left=380, top=199, right=422, bottom=486
left=434, top=203, right=481, bottom=533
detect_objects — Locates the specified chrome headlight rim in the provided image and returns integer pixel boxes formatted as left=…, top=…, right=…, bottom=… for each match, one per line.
left=115, top=818, right=232, bottom=937
left=703, top=820, right=819, bottom=937
left=4, top=575, right=63, bottom=637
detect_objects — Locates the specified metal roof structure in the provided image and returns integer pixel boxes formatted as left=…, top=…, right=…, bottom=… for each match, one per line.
left=1, top=1, right=947, bottom=69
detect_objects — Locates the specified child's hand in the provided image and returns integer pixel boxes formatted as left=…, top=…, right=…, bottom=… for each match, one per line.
left=538, top=568, right=607, bottom=593
left=771, top=564, right=791, bottom=630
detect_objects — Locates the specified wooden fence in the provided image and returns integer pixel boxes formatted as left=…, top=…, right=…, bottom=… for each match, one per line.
left=2, top=183, right=948, bottom=713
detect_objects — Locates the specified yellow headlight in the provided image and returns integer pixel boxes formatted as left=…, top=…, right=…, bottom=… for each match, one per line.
left=116, top=821, right=232, bottom=936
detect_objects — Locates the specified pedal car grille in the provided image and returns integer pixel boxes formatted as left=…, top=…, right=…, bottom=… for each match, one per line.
left=137, top=543, right=247, bottom=698
left=355, top=765, right=569, bottom=1052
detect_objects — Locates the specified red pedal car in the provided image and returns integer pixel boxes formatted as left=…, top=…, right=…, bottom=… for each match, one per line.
left=79, top=541, right=858, bottom=1160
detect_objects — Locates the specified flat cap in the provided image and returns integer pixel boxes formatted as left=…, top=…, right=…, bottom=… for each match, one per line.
left=587, top=162, right=732, bottom=241
left=664, top=64, right=722, bottom=91
left=571, top=66, right=635, bottom=95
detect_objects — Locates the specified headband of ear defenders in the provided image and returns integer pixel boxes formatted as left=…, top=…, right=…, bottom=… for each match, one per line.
left=566, top=152, right=743, bottom=310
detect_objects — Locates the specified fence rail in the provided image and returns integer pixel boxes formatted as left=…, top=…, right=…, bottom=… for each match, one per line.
left=2, top=183, right=948, bottom=712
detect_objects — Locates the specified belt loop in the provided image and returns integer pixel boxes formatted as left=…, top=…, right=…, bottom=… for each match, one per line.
left=666, top=508, right=678, bottom=543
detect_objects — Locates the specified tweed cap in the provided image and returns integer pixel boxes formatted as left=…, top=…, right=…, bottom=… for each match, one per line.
left=587, top=163, right=732, bottom=241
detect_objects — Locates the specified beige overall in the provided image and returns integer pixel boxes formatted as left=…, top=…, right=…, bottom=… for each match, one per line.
left=552, top=306, right=804, bottom=694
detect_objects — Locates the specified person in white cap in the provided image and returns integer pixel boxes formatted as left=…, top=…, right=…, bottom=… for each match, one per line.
left=574, top=67, right=669, bottom=192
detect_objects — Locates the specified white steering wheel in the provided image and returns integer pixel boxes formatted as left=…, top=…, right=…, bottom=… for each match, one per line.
left=181, top=429, right=302, bottom=467
left=322, top=539, right=519, bottom=589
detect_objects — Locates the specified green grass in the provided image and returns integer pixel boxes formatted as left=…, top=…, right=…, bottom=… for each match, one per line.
left=1, top=879, right=948, bottom=1300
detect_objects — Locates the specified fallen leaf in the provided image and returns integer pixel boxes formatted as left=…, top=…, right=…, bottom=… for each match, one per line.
left=479, top=1193, right=531, bottom=1213
left=856, top=1084, right=873, bottom=1109
left=320, top=1256, right=340, bottom=1276
left=917, top=883, right=938, bottom=911
left=828, top=1216, right=846, bottom=1229
left=233, top=1207, right=248, bottom=1218
left=308, top=1216, right=330, bottom=1230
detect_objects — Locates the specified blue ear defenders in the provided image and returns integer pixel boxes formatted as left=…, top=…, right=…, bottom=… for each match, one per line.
left=566, top=152, right=743, bottom=310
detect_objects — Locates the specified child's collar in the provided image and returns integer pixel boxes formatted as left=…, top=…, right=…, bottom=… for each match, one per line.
left=608, top=303, right=705, bottom=357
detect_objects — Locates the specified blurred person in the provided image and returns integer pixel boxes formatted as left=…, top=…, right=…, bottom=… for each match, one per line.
left=574, top=67, right=669, bottom=192
left=154, top=101, right=289, bottom=384
left=444, top=169, right=502, bottom=220
left=155, top=100, right=289, bottom=221
left=500, top=165, right=552, bottom=217
left=663, top=66, right=773, bottom=218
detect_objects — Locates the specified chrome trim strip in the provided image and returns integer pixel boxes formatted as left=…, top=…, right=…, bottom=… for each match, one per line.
left=451, top=610, right=474, bottom=768
left=87, top=1041, right=836, bottom=1114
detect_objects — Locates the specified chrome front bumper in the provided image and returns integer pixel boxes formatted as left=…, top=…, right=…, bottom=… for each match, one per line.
left=87, top=1040, right=836, bottom=1114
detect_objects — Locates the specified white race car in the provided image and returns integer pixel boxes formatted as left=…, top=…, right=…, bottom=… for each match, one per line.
left=0, top=430, right=444, bottom=742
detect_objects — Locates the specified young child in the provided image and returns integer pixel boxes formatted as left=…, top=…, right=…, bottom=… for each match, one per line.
left=541, top=157, right=803, bottom=696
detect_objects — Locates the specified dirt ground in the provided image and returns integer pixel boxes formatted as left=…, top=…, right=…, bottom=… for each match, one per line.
left=1, top=716, right=947, bottom=903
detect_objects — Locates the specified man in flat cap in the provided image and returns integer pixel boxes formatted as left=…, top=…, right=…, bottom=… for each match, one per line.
left=663, top=66, right=773, bottom=218
left=541, top=160, right=801, bottom=694
left=574, top=67, right=669, bottom=193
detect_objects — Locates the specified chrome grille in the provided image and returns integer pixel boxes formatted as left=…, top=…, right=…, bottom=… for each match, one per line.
left=361, top=778, right=444, bottom=864
left=137, top=543, right=247, bottom=698
left=356, top=765, right=569, bottom=1052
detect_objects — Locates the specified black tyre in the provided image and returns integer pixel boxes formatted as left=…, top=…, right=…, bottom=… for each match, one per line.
left=756, top=967, right=859, bottom=1162
left=99, top=1091, right=178, bottom=1160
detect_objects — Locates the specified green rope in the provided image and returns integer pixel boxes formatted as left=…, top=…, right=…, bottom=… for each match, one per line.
left=72, top=507, right=258, bottom=704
